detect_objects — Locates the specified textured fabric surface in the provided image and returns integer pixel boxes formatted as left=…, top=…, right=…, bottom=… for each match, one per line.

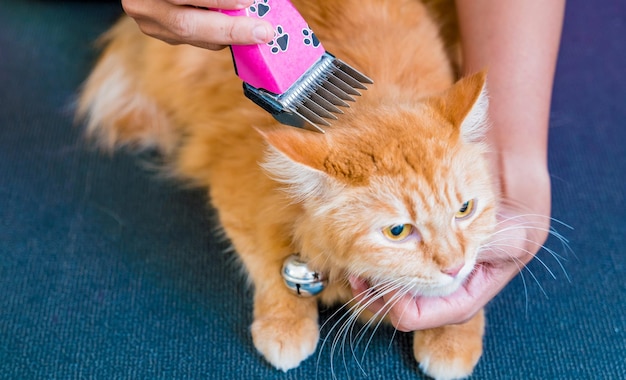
left=1, top=1, right=624, bottom=379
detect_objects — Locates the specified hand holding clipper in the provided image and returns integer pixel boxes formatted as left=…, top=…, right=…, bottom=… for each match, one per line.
left=220, top=0, right=373, bottom=132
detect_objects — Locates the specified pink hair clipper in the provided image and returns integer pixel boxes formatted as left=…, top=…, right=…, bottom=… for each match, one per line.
left=220, top=0, right=372, bottom=133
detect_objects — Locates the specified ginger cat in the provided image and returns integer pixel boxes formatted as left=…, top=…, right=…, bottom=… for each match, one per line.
left=78, top=1, right=496, bottom=379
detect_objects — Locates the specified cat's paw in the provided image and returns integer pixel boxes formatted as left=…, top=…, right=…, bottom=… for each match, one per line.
left=413, top=335, right=482, bottom=380
left=415, top=353, right=479, bottom=380
left=413, top=313, right=484, bottom=380
left=251, top=316, right=319, bottom=371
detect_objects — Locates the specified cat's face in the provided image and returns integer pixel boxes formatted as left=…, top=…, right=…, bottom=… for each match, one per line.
left=304, top=144, right=495, bottom=297
left=261, top=72, right=495, bottom=296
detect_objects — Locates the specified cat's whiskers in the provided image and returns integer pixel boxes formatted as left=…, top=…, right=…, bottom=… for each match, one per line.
left=329, top=280, right=403, bottom=377
left=317, top=281, right=381, bottom=378
left=495, top=213, right=570, bottom=256
left=317, top=277, right=417, bottom=379
left=487, top=244, right=547, bottom=305
left=491, top=219, right=574, bottom=267
left=353, top=278, right=412, bottom=352
left=493, top=213, right=574, bottom=243
left=486, top=238, right=558, bottom=279
left=479, top=213, right=574, bottom=309
left=356, top=281, right=416, bottom=363
left=497, top=250, right=531, bottom=313
left=345, top=279, right=414, bottom=376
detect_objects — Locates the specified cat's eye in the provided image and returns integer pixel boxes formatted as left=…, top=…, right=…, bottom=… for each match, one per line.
left=382, top=224, right=413, bottom=241
left=455, top=199, right=476, bottom=220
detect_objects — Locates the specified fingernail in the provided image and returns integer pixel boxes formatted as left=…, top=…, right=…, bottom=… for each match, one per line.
left=252, top=24, right=271, bottom=43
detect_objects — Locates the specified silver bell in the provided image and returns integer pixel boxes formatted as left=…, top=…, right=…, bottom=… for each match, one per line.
left=281, top=254, right=326, bottom=297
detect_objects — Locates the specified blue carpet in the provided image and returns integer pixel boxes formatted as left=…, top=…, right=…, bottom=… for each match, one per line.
left=1, top=1, right=624, bottom=378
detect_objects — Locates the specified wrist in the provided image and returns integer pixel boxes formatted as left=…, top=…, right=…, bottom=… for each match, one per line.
left=489, top=150, right=551, bottom=217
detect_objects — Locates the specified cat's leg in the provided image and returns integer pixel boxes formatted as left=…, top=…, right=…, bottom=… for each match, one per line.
left=244, top=254, right=320, bottom=371
left=413, top=309, right=484, bottom=380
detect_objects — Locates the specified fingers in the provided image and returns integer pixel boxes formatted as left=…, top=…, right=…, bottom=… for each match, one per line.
left=348, top=264, right=512, bottom=332
left=348, top=276, right=387, bottom=313
left=381, top=288, right=474, bottom=332
left=384, top=292, right=421, bottom=332
left=122, top=0, right=274, bottom=50
left=171, top=0, right=251, bottom=9
left=349, top=276, right=423, bottom=332
left=170, top=9, right=273, bottom=49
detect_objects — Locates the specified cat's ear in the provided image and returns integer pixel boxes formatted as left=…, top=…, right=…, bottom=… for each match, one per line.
left=429, top=70, right=489, bottom=143
left=255, top=126, right=332, bottom=198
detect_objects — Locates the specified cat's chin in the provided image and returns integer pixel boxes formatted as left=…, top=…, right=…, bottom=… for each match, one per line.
left=405, top=276, right=469, bottom=298
left=360, top=276, right=467, bottom=299
left=414, top=282, right=463, bottom=297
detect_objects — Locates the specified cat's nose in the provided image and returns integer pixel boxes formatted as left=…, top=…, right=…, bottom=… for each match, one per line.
left=441, top=264, right=464, bottom=278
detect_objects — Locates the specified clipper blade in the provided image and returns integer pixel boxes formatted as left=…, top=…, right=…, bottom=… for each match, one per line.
left=243, top=52, right=373, bottom=133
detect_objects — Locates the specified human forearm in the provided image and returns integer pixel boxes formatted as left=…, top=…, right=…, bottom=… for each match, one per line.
left=456, top=0, right=565, bottom=165
left=456, top=0, right=564, bottom=217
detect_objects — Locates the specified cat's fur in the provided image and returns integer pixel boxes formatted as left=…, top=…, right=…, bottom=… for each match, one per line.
left=77, top=1, right=496, bottom=379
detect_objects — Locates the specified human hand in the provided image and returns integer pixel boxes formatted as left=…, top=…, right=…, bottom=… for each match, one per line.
left=121, top=0, right=274, bottom=50
left=349, top=165, right=552, bottom=332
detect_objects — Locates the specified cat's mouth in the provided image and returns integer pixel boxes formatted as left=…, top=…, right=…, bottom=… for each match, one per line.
left=357, top=269, right=472, bottom=299
left=348, top=253, right=479, bottom=300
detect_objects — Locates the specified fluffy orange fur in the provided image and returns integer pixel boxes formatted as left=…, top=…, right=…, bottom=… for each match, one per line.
left=77, top=1, right=496, bottom=379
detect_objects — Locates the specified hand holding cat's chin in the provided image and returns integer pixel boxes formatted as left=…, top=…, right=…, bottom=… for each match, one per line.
left=349, top=272, right=485, bottom=333
left=349, top=203, right=550, bottom=333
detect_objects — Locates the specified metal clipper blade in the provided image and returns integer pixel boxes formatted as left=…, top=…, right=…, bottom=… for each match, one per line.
left=243, top=52, right=373, bottom=133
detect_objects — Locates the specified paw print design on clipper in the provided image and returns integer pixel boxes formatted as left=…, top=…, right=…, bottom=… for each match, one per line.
left=249, top=0, right=270, bottom=18
left=268, top=25, right=289, bottom=54
left=302, top=27, right=321, bottom=48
